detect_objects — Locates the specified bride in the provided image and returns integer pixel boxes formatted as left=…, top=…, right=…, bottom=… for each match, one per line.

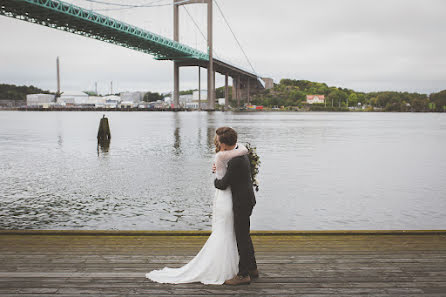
left=145, top=137, right=249, bottom=285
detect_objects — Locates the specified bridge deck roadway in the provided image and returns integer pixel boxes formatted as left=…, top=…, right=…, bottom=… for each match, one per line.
left=0, top=0, right=261, bottom=86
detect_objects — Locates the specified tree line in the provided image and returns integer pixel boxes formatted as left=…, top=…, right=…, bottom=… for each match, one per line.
left=0, top=84, right=51, bottom=101
left=2, top=82, right=445, bottom=112
left=250, top=79, right=446, bottom=112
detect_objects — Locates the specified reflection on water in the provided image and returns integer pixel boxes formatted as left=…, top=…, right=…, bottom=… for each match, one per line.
left=173, top=112, right=182, bottom=156
left=0, top=111, right=445, bottom=230
left=173, top=128, right=181, bottom=155
left=207, top=126, right=216, bottom=152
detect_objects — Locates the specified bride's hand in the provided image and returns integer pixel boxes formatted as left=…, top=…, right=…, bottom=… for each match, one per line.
left=212, top=163, right=216, bottom=173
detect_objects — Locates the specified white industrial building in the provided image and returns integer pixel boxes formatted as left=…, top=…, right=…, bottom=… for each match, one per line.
left=121, top=101, right=135, bottom=108
left=59, top=91, right=89, bottom=106
left=193, top=90, right=207, bottom=101
left=185, top=102, right=199, bottom=109
left=120, top=91, right=144, bottom=104
left=104, top=95, right=121, bottom=108
left=26, top=94, right=55, bottom=107
left=163, top=95, right=192, bottom=107
left=88, top=96, right=106, bottom=108
left=179, top=94, right=193, bottom=106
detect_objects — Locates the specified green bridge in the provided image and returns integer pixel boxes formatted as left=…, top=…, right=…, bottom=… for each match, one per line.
left=0, top=0, right=266, bottom=109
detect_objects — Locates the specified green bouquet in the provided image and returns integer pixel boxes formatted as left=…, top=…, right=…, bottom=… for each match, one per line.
left=245, top=142, right=260, bottom=192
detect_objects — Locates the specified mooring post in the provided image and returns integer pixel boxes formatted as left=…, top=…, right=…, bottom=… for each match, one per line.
left=97, top=114, right=111, bottom=141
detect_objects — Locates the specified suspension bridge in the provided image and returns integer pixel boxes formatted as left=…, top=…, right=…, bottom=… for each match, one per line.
left=0, top=0, right=271, bottom=110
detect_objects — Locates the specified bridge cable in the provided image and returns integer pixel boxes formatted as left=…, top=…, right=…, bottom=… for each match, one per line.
left=79, top=0, right=165, bottom=8
left=183, top=6, right=220, bottom=59
left=79, top=0, right=191, bottom=11
left=213, top=0, right=257, bottom=76
left=76, top=0, right=223, bottom=60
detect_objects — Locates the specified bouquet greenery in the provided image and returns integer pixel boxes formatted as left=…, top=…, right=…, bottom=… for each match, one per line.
left=245, top=142, right=260, bottom=192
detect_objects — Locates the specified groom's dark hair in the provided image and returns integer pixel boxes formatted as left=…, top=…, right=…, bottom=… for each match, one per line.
left=216, top=127, right=237, bottom=146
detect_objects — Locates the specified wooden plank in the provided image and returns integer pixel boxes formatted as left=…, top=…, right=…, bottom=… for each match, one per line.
left=0, top=232, right=445, bottom=296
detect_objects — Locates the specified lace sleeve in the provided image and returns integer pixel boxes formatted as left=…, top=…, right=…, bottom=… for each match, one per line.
left=215, top=143, right=248, bottom=173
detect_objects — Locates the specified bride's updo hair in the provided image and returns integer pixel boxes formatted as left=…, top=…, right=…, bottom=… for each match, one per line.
left=215, top=127, right=237, bottom=146
left=214, top=134, right=221, bottom=153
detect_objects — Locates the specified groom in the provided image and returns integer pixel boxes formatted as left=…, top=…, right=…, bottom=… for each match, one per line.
left=214, top=127, right=258, bottom=285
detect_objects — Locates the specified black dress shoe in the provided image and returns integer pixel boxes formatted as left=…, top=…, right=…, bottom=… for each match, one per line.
left=248, top=268, right=259, bottom=279
left=224, top=275, right=251, bottom=285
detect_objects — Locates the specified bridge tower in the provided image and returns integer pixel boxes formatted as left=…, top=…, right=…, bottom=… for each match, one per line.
left=173, top=0, right=215, bottom=110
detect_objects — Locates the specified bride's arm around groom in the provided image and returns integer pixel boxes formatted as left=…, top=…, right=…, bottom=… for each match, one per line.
left=214, top=147, right=256, bottom=213
left=214, top=156, right=241, bottom=190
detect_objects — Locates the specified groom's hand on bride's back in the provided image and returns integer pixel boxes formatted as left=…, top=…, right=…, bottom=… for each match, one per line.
left=214, top=158, right=238, bottom=190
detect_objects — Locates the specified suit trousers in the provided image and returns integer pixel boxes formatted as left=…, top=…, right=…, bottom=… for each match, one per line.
left=233, top=210, right=257, bottom=276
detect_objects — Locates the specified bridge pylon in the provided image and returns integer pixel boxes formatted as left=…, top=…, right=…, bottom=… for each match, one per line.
left=173, top=0, right=215, bottom=110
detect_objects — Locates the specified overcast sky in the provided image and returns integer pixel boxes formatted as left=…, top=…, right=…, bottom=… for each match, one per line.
left=1, top=0, right=445, bottom=94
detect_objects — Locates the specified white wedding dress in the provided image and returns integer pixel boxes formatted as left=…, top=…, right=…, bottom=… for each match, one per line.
left=145, top=144, right=248, bottom=285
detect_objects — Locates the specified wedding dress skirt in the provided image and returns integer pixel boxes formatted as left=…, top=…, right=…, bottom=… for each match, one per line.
left=145, top=187, right=239, bottom=285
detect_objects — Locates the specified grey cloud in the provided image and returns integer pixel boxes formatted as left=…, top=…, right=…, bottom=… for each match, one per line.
left=0, top=0, right=445, bottom=94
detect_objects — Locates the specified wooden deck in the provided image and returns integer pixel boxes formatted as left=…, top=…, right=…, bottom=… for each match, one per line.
left=1, top=230, right=445, bottom=296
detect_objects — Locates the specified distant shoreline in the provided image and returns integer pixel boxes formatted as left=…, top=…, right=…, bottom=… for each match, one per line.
left=0, top=107, right=444, bottom=113
left=0, top=107, right=188, bottom=112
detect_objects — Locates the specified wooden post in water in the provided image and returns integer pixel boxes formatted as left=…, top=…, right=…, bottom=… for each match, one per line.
left=97, top=115, right=111, bottom=141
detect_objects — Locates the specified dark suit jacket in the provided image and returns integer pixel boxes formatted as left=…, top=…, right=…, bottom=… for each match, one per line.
left=214, top=154, right=256, bottom=216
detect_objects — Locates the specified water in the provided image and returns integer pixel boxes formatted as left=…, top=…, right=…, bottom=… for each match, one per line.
left=0, top=111, right=445, bottom=230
